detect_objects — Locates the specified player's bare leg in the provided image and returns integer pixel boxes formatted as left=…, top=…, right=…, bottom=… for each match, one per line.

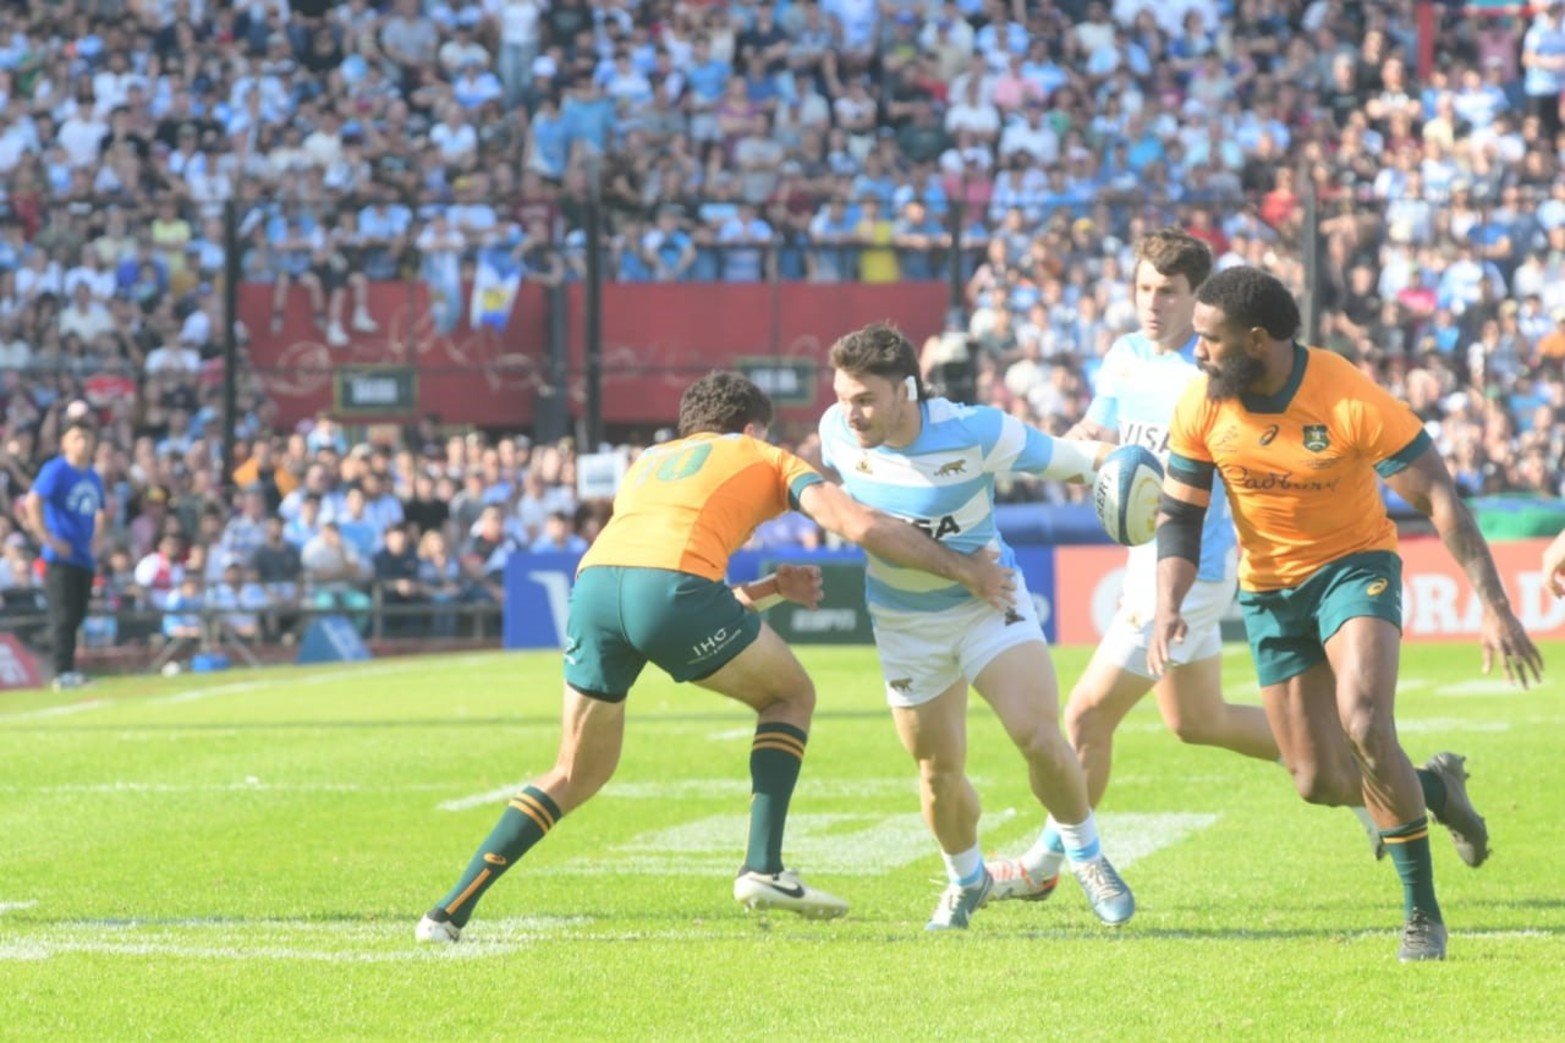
left=975, top=643, right=1133, bottom=925
left=1325, top=617, right=1449, bottom=960
left=1065, top=652, right=1158, bottom=806
left=1151, top=655, right=1278, bottom=762
left=695, top=624, right=847, bottom=919
left=891, top=679, right=991, bottom=929
left=418, top=685, right=624, bottom=942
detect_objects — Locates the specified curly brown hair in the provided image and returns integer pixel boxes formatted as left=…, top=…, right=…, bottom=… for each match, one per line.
left=676, top=371, right=774, bottom=437
left=828, top=322, right=924, bottom=400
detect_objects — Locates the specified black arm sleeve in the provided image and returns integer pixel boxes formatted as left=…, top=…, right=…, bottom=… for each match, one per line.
left=1157, top=493, right=1208, bottom=564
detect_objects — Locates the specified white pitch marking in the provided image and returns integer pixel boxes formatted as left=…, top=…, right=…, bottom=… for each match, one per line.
left=549, top=809, right=1216, bottom=877
left=991, top=812, right=1221, bottom=871
left=1398, top=677, right=1432, bottom=692
left=705, top=727, right=755, bottom=741
left=1459, top=930, right=1555, bottom=940
left=147, top=653, right=501, bottom=708
left=0, top=700, right=107, bottom=723
left=0, top=940, right=532, bottom=963
left=0, top=900, right=38, bottom=916
left=1395, top=718, right=1510, bottom=734
left=0, top=653, right=504, bottom=722
left=0, top=781, right=451, bottom=797
left=436, top=775, right=946, bottom=811
left=436, top=780, right=534, bottom=812
left=1432, top=679, right=1525, bottom=697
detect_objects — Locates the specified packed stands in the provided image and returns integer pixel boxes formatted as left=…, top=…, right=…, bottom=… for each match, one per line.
left=2, top=0, right=1564, bottom=655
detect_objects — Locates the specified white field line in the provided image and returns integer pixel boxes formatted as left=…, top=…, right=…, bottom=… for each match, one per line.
left=0, top=900, right=38, bottom=915
left=705, top=726, right=756, bottom=741
left=0, top=653, right=503, bottom=723
left=1395, top=718, right=1510, bottom=734
left=0, top=700, right=108, bottom=723
left=0, top=781, right=452, bottom=797
left=437, top=775, right=949, bottom=812
left=436, top=779, right=535, bottom=812
left=1432, top=679, right=1529, bottom=697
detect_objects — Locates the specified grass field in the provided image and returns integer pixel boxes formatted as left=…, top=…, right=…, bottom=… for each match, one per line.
left=1, top=642, right=1561, bottom=1040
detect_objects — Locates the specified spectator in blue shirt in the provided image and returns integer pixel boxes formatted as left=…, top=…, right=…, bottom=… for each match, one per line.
left=529, top=510, right=588, bottom=554
left=22, top=416, right=105, bottom=689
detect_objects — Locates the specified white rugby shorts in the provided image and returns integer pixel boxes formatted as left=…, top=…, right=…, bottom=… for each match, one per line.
left=1097, top=576, right=1237, bottom=679
left=869, top=577, right=1046, bottom=708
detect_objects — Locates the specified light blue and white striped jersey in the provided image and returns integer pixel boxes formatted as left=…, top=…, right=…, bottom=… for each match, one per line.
left=1084, top=331, right=1237, bottom=584
left=819, top=397, right=1055, bottom=613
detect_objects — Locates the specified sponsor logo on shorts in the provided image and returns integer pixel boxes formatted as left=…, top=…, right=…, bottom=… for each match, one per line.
left=1259, top=424, right=1280, bottom=446
left=690, top=627, right=740, bottom=662
left=888, top=678, right=914, bottom=694
left=934, top=459, right=967, bottom=476
left=1366, top=578, right=1388, bottom=597
left=1303, top=424, right=1330, bottom=452
left=1003, top=608, right=1023, bottom=625
left=855, top=456, right=873, bottom=474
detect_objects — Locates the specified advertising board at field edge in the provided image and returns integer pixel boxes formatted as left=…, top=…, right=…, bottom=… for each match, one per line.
left=1052, top=537, right=1565, bottom=644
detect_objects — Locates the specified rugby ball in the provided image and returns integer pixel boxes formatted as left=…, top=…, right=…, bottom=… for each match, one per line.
left=1093, top=445, right=1165, bottom=546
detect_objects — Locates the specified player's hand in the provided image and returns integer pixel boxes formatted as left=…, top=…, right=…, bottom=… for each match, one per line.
left=1480, top=607, right=1544, bottom=690
left=774, top=563, right=823, bottom=610
left=1146, top=610, right=1188, bottom=678
left=1543, top=532, right=1565, bottom=598
left=49, top=537, right=73, bottom=559
left=959, top=547, right=1016, bottom=612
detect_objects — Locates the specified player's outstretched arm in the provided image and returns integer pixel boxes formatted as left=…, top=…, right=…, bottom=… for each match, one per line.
left=1543, top=529, right=1565, bottom=599
left=1148, top=472, right=1211, bottom=677
left=796, top=482, right=1016, bottom=611
left=1032, top=438, right=1115, bottom=484
left=1063, top=418, right=1118, bottom=444
left=734, top=564, right=822, bottom=612
left=1385, top=447, right=1545, bottom=688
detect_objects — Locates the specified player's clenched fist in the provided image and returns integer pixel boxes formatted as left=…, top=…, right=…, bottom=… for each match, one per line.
left=1146, top=610, right=1188, bottom=678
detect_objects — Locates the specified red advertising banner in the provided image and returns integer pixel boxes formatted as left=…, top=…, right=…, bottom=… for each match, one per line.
left=0, top=633, right=44, bottom=691
left=570, top=281, right=950, bottom=424
left=241, top=282, right=548, bottom=428
left=1052, top=537, right=1565, bottom=646
left=247, top=281, right=948, bottom=429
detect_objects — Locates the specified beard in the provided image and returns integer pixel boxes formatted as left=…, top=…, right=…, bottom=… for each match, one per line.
left=1204, top=352, right=1269, bottom=401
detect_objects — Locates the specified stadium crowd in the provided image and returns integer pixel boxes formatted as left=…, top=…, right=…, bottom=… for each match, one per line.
left=2, top=0, right=1565, bottom=649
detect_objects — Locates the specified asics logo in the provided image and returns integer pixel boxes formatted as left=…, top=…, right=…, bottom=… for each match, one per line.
left=1259, top=424, right=1280, bottom=446
left=1366, top=578, right=1388, bottom=597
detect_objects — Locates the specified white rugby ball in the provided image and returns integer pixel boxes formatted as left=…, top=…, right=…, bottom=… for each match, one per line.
left=1093, top=445, right=1165, bottom=546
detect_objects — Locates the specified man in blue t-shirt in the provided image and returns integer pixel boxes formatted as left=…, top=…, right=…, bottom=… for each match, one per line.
left=22, top=417, right=106, bottom=689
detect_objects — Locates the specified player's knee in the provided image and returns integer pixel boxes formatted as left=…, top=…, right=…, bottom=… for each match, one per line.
left=918, top=756, right=965, bottom=796
left=1015, top=724, right=1072, bottom=774
left=762, top=670, right=815, bottom=718
left=1290, top=764, right=1353, bottom=806
left=1062, top=694, right=1107, bottom=746
left=1340, top=703, right=1394, bottom=761
left=1166, top=712, right=1219, bottom=747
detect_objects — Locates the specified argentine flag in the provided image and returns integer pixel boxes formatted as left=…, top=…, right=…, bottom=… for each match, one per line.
left=470, top=248, right=522, bottom=332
